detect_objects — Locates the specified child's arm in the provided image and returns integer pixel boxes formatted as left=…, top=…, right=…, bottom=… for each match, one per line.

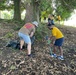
left=49, top=35, right=56, bottom=45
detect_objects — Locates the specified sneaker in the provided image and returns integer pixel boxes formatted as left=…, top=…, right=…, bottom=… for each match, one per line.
left=28, top=54, right=34, bottom=57
left=19, top=47, right=22, bottom=50
left=28, top=54, right=32, bottom=57
left=20, top=48, right=22, bottom=51
left=58, top=56, right=64, bottom=60
left=50, top=54, right=57, bottom=58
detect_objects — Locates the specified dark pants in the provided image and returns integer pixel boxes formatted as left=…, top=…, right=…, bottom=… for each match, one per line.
left=54, top=37, right=64, bottom=46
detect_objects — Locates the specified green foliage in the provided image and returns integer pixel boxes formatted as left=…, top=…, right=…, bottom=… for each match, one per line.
left=3, top=12, right=11, bottom=19
left=56, top=5, right=71, bottom=20
left=0, top=0, right=14, bottom=10
left=5, top=32, right=13, bottom=38
left=1, top=0, right=76, bottom=21
left=5, top=19, right=25, bottom=30
left=0, top=0, right=6, bottom=10
left=39, top=0, right=76, bottom=20
left=12, top=20, right=25, bottom=30
left=39, top=0, right=53, bottom=17
left=10, top=65, right=16, bottom=70
left=39, top=0, right=52, bottom=11
left=55, top=0, right=76, bottom=20
left=35, top=23, right=51, bottom=40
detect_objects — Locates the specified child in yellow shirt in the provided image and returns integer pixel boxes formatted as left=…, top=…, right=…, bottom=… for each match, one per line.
left=48, top=24, right=64, bottom=60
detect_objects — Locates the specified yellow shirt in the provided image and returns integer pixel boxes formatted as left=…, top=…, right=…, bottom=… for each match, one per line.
left=52, top=27, right=64, bottom=39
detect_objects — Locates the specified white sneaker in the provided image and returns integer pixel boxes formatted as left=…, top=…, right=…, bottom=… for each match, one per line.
left=58, top=56, right=64, bottom=60
left=50, top=54, right=57, bottom=58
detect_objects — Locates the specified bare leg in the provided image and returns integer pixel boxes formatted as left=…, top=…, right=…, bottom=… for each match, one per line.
left=58, top=46, right=63, bottom=56
left=27, top=43, right=31, bottom=55
left=20, top=40, right=24, bottom=50
left=53, top=45, right=57, bottom=54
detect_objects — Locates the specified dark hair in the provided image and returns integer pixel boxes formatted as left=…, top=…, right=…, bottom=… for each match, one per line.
left=52, top=14, right=54, bottom=17
left=48, top=19, right=54, bottom=26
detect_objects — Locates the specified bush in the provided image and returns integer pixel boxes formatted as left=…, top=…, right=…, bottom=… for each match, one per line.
left=35, top=23, right=51, bottom=40
left=4, top=32, right=13, bottom=38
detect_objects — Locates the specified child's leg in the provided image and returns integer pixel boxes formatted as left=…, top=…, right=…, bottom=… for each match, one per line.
left=54, top=38, right=64, bottom=56
left=58, top=46, right=64, bottom=60
left=53, top=45, right=57, bottom=54
left=58, top=46, right=63, bottom=56
left=50, top=45, right=57, bottom=57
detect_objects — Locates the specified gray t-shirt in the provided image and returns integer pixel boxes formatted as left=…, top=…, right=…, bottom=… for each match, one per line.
left=19, top=23, right=35, bottom=35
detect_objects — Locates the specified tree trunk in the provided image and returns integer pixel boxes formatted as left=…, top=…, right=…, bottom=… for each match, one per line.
left=34, top=3, right=40, bottom=23
left=25, top=3, right=34, bottom=22
left=25, top=1, right=40, bottom=23
left=13, top=0, right=21, bottom=21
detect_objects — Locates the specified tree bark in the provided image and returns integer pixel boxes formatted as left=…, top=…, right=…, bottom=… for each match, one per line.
left=13, top=0, right=21, bottom=21
left=25, top=1, right=40, bottom=23
left=25, top=2, right=34, bottom=22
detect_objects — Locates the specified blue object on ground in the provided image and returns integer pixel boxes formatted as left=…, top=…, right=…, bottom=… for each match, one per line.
left=50, top=54, right=57, bottom=58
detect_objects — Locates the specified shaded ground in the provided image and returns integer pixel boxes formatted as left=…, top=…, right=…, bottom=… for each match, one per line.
left=0, top=21, right=76, bottom=75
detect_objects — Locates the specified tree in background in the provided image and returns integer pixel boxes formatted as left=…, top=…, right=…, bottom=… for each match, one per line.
left=0, top=0, right=76, bottom=22
left=54, top=0, right=76, bottom=20
left=13, top=0, right=21, bottom=21
left=24, top=0, right=40, bottom=22
left=0, top=0, right=21, bottom=21
left=24, top=0, right=52, bottom=22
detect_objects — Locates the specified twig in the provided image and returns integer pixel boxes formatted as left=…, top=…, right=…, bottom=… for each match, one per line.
left=6, top=70, right=12, bottom=75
